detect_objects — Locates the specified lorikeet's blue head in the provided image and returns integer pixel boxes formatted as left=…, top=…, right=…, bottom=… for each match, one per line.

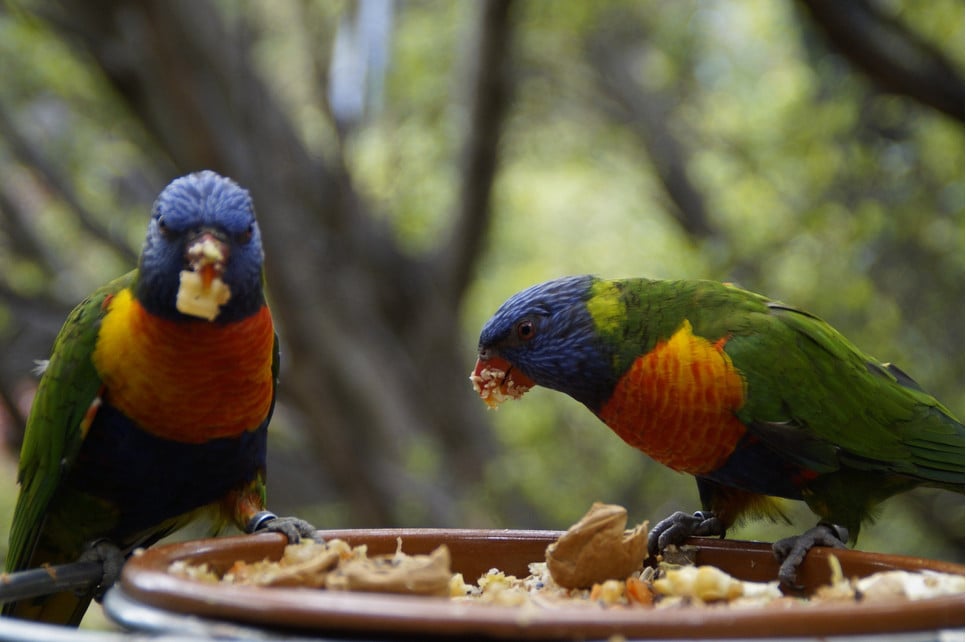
left=472, top=275, right=616, bottom=410
left=136, top=171, right=266, bottom=322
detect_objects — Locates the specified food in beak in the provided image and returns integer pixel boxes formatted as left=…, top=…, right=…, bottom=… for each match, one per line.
left=470, top=356, right=535, bottom=408
left=176, top=233, right=232, bottom=321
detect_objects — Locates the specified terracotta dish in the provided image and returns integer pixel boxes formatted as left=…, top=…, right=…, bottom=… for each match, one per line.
left=113, top=529, right=964, bottom=639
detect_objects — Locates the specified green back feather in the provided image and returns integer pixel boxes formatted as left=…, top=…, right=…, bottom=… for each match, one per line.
left=596, top=277, right=963, bottom=489
left=6, top=271, right=136, bottom=574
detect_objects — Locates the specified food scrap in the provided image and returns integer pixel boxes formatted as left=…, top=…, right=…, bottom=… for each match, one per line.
left=469, top=359, right=533, bottom=408
left=170, top=538, right=452, bottom=597
left=653, top=564, right=780, bottom=603
left=176, top=269, right=231, bottom=321
left=326, top=542, right=452, bottom=596
left=812, top=553, right=966, bottom=603
left=545, top=502, right=648, bottom=589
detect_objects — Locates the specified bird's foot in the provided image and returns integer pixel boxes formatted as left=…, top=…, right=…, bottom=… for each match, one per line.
left=773, top=523, right=848, bottom=588
left=77, top=539, right=125, bottom=601
left=647, top=510, right=725, bottom=557
left=246, top=511, right=323, bottom=544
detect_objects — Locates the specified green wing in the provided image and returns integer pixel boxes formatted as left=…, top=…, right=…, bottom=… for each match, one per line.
left=722, top=298, right=963, bottom=486
left=5, top=271, right=136, bottom=573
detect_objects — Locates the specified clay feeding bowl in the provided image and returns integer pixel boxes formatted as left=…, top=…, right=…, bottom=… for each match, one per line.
left=107, top=528, right=964, bottom=639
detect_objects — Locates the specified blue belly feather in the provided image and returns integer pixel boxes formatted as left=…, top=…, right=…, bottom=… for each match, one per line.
left=700, top=433, right=808, bottom=500
left=65, top=402, right=267, bottom=538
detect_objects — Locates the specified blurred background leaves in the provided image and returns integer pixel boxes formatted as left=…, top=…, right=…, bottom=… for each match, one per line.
left=0, top=0, right=961, bottom=578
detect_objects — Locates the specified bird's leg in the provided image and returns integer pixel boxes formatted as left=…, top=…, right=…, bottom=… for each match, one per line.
left=773, top=522, right=848, bottom=588
left=77, top=539, right=125, bottom=601
left=229, top=482, right=323, bottom=544
left=245, top=510, right=323, bottom=544
left=647, top=510, right=726, bottom=556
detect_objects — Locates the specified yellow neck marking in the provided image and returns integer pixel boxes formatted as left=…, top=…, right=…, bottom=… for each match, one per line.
left=587, top=280, right=625, bottom=336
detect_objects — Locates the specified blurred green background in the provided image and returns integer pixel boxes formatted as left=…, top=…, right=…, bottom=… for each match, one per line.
left=0, top=0, right=962, bottom=608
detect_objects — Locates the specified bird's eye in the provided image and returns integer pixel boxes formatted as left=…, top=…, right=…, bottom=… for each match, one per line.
left=516, top=319, right=535, bottom=341
left=235, top=224, right=254, bottom=245
left=156, top=216, right=176, bottom=239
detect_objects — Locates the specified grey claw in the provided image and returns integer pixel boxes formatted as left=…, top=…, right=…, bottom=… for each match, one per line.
left=648, top=510, right=725, bottom=556
left=773, top=523, right=848, bottom=588
left=78, top=539, right=125, bottom=600
left=247, top=511, right=322, bottom=544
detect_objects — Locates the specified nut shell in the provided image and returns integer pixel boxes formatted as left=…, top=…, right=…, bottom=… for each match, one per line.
left=546, top=502, right=648, bottom=589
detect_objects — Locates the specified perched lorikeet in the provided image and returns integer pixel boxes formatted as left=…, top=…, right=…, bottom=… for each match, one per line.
left=3, top=171, right=316, bottom=625
left=472, top=275, right=964, bottom=585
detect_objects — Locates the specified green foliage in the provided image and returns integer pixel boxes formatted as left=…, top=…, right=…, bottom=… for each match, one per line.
left=0, top=10, right=152, bottom=303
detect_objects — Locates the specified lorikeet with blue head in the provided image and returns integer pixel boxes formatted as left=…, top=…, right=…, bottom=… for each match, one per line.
left=472, top=275, right=964, bottom=586
left=3, top=171, right=317, bottom=625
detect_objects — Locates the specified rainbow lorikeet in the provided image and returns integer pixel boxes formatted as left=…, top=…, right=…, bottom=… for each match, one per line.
left=3, top=171, right=316, bottom=625
left=472, top=275, right=964, bottom=585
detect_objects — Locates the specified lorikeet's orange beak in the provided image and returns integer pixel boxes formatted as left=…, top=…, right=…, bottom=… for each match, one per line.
left=186, top=231, right=229, bottom=289
left=470, top=356, right=535, bottom=408
left=176, top=230, right=233, bottom=321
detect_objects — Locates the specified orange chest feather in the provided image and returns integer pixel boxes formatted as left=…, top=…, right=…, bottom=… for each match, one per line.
left=597, top=320, right=747, bottom=474
left=92, top=290, right=275, bottom=443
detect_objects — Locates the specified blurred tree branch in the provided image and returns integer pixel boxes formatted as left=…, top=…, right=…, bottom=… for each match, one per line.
left=800, top=0, right=964, bottom=120
left=587, top=22, right=716, bottom=242
left=437, top=0, right=515, bottom=301
left=0, top=101, right=139, bottom=266
left=0, top=178, right=58, bottom=281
